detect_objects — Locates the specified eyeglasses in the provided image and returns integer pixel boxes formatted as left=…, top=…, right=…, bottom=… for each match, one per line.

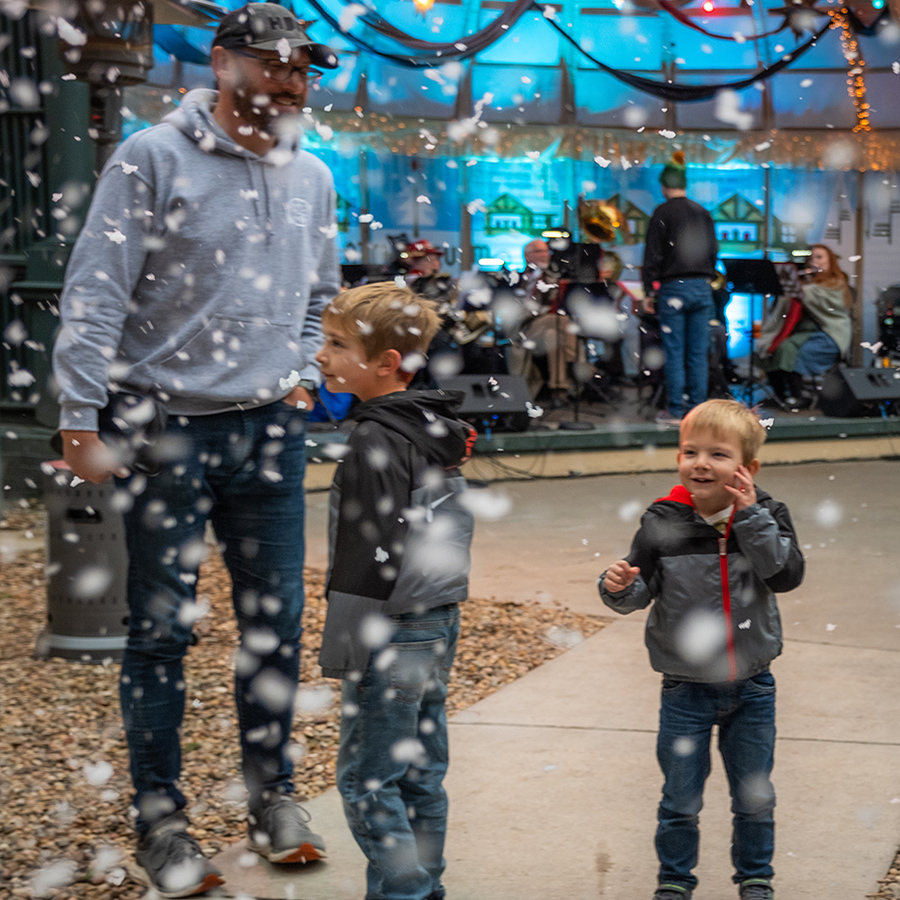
left=231, top=48, right=323, bottom=84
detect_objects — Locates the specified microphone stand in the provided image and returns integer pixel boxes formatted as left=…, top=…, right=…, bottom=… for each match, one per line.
left=557, top=282, right=598, bottom=431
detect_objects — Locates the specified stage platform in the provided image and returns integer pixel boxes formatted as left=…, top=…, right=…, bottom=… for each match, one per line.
left=301, top=383, right=900, bottom=489
left=2, top=385, right=899, bottom=501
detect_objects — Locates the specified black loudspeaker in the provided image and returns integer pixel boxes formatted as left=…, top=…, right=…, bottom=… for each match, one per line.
left=819, top=366, right=900, bottom=417
left=437, top=374, right=532, bottom=433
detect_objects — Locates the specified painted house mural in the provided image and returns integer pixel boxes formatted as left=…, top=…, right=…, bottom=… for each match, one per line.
left=484, top=193, right=559, bottom=236
left=712, top=194, right=766, bottom=254
left=711, top=193, right=811, bottom=256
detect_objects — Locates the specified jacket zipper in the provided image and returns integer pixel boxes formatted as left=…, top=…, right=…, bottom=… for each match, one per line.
left=719, top=511, right=737, bottom=681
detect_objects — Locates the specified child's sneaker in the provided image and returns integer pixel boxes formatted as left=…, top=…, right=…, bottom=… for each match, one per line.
left=134, top=812, right=225, bottom=899
left=248, top=794, right=327, bottom=864
left=739, top=880, right=774, bottom=900
left=653, top=885, right=692, bottom=900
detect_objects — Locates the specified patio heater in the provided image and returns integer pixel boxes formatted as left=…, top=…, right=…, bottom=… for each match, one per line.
left=31, top=0, right=223, bottom=171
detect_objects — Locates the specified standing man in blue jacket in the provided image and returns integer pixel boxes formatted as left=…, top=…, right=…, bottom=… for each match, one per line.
left=52, top=5, right=341, bottom=896
left=642, top=151, right=719, bottom=427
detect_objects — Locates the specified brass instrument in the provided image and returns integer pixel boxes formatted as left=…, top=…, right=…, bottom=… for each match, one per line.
left=577, top=196, right=630, bottom=245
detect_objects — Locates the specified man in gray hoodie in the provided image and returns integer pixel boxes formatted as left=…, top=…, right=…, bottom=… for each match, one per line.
left=52, top=5, right=341, bottom=896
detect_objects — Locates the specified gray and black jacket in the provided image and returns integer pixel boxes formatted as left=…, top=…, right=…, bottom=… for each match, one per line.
left=318, top=390, right=476, bottom=679
left=599, top=484, right=804, bottom=683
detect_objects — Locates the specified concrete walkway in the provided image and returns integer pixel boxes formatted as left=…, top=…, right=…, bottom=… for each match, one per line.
left=213, top=457, right=900, bottom=899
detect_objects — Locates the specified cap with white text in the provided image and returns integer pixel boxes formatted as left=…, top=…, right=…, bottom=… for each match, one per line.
left=213, top=3, right=338, bottom=69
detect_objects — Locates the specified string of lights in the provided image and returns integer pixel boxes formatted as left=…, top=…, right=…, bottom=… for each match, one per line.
left=832, top=8, right=871, bottom=134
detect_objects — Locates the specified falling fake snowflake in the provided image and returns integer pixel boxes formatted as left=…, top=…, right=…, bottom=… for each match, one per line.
left=339, top=3, right=367, bottom=32
left=459, top=488, right=512, bottom=520
left=83, top=760, right=114, bottom=786
left=56, top=17, right=87, bottom=46
left=543, top=626, right=584, bottom=649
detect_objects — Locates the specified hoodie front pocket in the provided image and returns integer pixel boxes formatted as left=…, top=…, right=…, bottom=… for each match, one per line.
left=153, top=314, right=300, bottom=400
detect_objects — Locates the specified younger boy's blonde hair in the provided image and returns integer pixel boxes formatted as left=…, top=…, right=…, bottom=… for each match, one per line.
left=323, top=282, right=441, bottom=361
left=680, top=399, right=767, bottom=463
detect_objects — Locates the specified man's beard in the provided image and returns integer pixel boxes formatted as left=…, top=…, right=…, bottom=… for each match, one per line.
left=232, top=83, right=302, bottom=141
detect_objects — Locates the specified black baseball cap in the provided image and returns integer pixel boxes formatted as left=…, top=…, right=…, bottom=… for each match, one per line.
left=213, top=3, right=338, bottom=69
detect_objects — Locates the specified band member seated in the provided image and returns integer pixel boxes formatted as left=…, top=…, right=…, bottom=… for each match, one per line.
left=757, top=244, right=853, bottom=409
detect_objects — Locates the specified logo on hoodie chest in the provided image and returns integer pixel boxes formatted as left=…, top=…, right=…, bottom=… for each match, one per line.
left=285, top=198, right=311, bottom=227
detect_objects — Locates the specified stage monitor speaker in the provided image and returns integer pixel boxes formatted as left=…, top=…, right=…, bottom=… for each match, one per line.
left=819, top=366, right=900, bottom=417
left=437, top=374, right=532, bottom=433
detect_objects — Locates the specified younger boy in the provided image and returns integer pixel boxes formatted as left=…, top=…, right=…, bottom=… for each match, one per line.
left=599, top=399, right=804, bottom=900
left=316, top=282, right=476, bottom=900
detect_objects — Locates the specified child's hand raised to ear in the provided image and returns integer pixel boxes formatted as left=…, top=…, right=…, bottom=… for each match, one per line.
left=725, top=465, right=758, bottom=511
left=604, top=559, right=641, bottom=593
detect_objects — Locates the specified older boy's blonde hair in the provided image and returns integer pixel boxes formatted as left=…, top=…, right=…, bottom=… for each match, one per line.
left=680, top=399, right=767, bottom=463
left=323, top=282, right=441, bottom=360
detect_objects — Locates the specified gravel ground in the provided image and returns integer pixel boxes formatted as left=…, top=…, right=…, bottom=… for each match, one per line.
left=1, top=504, right=607, bottom=899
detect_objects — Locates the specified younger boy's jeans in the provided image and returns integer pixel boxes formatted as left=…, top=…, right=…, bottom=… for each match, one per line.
left=337, top=604, right=461, bottom=900
left=117, top=402, right=308, bottom=835
left=656, top=671, right=776, bottom=891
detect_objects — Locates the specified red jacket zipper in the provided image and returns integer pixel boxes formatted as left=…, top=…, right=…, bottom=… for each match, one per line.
left=719, top=510, right=737, bottom=681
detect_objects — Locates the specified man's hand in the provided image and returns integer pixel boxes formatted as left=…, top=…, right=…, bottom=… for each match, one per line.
left=603, top=559, right=641, bottom=593
left=60, top=430, right=127, bottom=484
left=725, top=464, right=758, bottom=511
left=641, top=295, right=656, bottom=315
left=282, top=386, right=314, bottom=411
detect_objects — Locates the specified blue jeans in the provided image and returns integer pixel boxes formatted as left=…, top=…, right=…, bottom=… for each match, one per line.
left=116, top=402, right=308, bottom=834
left=656, top=672, right=776, bottom=890
left=337, top=604, right=461, bottom=900
left=657, top=278, right=714, bottom=417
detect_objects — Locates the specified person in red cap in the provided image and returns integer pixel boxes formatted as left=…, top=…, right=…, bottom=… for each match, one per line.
left=402, top=238, right=444, bottom=281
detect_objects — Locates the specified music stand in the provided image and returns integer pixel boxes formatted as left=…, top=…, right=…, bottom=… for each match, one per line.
left=721, top=258, right=782, bottom=405
left=556, top=281, right=617, bottom=430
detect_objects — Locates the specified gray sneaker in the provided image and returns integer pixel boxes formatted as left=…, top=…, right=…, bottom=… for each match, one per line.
left=653, top=886, right=692, bottom=900
left=134, top=812, right=225, bottom=899
left=739, top=881, right=774, bottom=900
left=248, top=795, right=327, bottom=864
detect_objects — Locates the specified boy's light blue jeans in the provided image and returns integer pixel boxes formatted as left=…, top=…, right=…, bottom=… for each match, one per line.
left=656, top=277, right=714, bottom=418
left=656, top=671, right=776, bottom=891
left=337, top=604, right=461, bottom=900
left=117, top=402, right=308, bottom=835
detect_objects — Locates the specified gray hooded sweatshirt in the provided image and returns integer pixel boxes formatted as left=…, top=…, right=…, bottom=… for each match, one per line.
left=53, top=89, right=341, bottom=430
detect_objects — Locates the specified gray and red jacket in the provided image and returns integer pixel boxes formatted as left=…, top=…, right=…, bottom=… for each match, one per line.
left=599, top=484, right=804, bottom=683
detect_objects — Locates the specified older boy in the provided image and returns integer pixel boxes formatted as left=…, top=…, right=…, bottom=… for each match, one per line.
left=315, top=282, right=476, bottom=900
left=599, top=399, right=804, bottom=900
